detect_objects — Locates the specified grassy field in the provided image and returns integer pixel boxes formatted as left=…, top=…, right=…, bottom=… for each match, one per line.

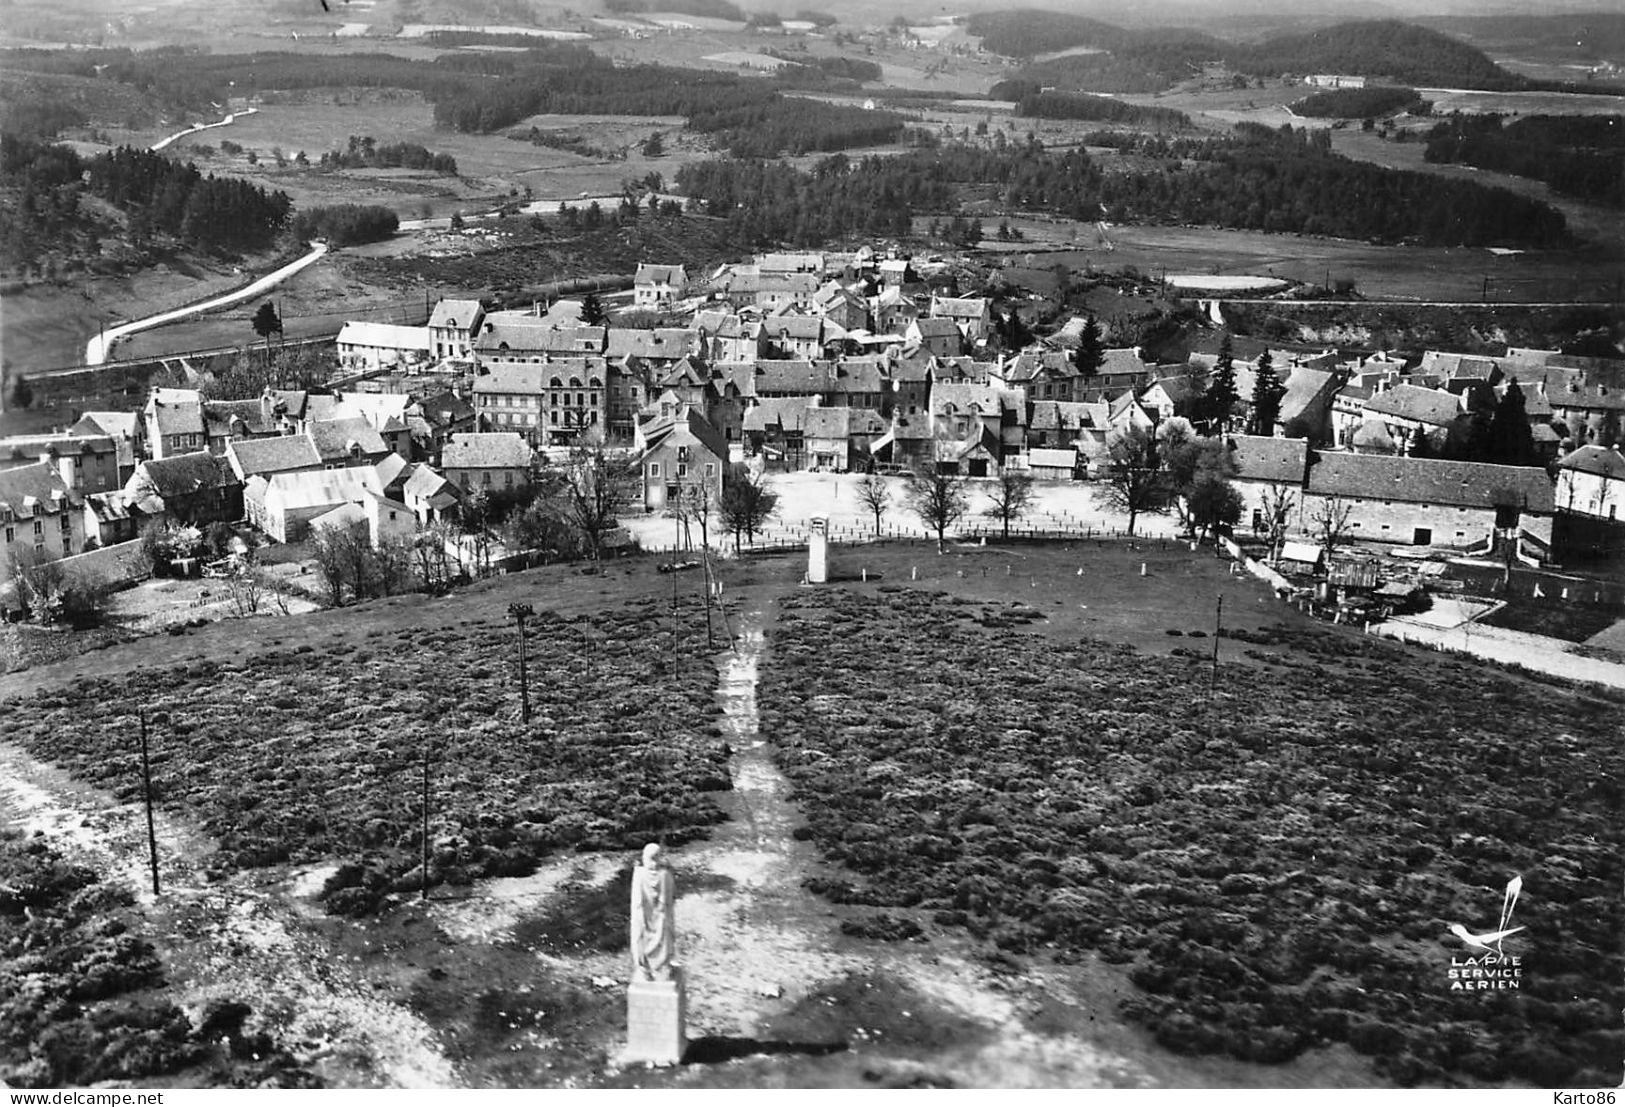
left=2, top=540, right=1621, bottom=1088
left=0, top=566, right=735, bottom=911
left=755, top=565, right=1624, bottom=1087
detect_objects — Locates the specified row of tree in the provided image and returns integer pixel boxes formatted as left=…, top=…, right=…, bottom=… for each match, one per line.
left=1292, top=86, right=1427, bottom=119
left=677, top=125, right=1572, bottom=249
left=319, top=137, right=458, bottom=175
left=1423, top=113, right=1625, bottom=207
left=289, top=204, right=399, bottom=246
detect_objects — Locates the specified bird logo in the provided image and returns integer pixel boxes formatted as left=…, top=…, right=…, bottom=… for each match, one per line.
left=1448, top=874, right=1524, bottom=956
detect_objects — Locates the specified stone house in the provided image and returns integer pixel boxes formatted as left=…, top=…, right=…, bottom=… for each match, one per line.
left=427, top=298, right=486, bottom=361
left=125, top=452, right=243, bottom=528
left=440, top=432, right=535, bottom=497
left=0, top=434, right=121, bottom=495
left=0, top=463, right=86, bottom=566
left=633, top=263, right=688, bottom=308
left=638, top=410, right=728, bottom=511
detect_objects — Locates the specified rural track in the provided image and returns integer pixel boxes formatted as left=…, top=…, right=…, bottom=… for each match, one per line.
left=0, top=738, right=462, bottom=1089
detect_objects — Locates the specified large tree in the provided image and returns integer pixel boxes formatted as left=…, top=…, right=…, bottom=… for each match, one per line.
left=856, top=471, right=890, bottom=536
left=561, top=438, right=635, bottom=559
left=717, top=464, right=778, bottom=551
left=1250, top=350, right=1286, bottom=436
left=1097, top=425, right=1168, bottom=537
left=1074, top=314, right=1105, bottom=379
left=982, top=471, right=1035, bottom=540
left=1206, top=331, right=1239, bottom=432
left=1485, top=381, right=1538, bottom=467
left=251, top=300, right=282, bottom=356
left=905, top=468, right=968, bottom=553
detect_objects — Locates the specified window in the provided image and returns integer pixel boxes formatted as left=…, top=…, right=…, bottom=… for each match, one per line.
left=33, top=520, right=43, bottom=537
left=482, top=472, right=492, bottom=486
left=3, top=527, right=11, bottom=544
left=460, top=474, right=470, bottom=489
left=60, top=515, right=71, bottom=531
left=705, top=463, right=716, bottom=479
left=551, top=412, right=559, bottom=425
left=678, top=463, right=689, bottom=478
left=649, top=462, right=661, bottom=477
left=505, top=472, right=514, bottom=489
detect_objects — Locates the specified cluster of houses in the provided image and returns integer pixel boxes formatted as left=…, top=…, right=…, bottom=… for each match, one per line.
left=4, top=249, right=1624, bottom=585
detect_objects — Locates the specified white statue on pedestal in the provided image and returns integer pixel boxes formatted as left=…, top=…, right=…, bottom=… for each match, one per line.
left=630, top=843, right=676, bottom=982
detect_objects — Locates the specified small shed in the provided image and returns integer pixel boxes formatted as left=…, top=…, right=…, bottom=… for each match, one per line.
left=1027, top=447, right=1080, bottom=481
left=1278, top=541, right=1326, bottom=574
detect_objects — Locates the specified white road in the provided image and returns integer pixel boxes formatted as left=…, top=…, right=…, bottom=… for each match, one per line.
left=84, top=241, right=328, bottom=365
left=149, top=107, right=259, bottom=152
left=84, top=106, right=340, bottom=366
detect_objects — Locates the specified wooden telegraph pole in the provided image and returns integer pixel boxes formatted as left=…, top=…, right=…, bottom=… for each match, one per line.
left=138, top=711, right=160, bottom=896
left=1209, top=594, right=1223, bottom=697
left=670, top=568, right=680, bottom=680
left=421, top=745, right=431, bottom=902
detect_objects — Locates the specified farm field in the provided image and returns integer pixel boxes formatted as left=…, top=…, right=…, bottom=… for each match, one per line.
left=1328, top=130, right=1625, bottom=259
left=967, top=221, right=1622, bottom=305
left=123, top=96, right=707, bottom=221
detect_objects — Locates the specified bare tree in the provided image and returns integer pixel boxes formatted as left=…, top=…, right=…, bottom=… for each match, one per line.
left=856, top=471, right=891, bottom=536
left=1309, top=495, right=1354, bottom=559
left=226, top=557, right=265, bottom=618
left=412, top=520, right=459, bottom=592
left=982, top=471, right=1035, bottom=540
left=906, top=468, right=968, bottom=553
left=309, top=525, right=351, bottom=606
left=1096, top=425, right=1169, bottom=537
left=1258, top=483, right=1298, bottom=561
left=563, top=436, right=635, bottom=559
left=717, top=464, right=779, bottom=552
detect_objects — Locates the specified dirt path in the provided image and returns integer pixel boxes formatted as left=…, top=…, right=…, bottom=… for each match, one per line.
left=0, top=741, right=460, bottom=1089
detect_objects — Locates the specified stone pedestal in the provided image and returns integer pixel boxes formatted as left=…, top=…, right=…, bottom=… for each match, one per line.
left=807, top=517, right=828, bottom=584
left=625, top=971, right=687, bottom=1066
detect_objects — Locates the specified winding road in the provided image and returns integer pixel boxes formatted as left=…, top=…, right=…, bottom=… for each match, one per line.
left=85, top=241, right=329, bottom=365
left=85, top=106, right=333, bottom=366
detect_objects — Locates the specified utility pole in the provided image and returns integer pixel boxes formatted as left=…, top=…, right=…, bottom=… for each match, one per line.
left=670, top=567, right=680, bottom=681
left=1209, top=594, right=1223, bottom=698
left=138, top=711, right=160, bottom=896
left=421, top=744, right=431, bottom=902
left=508, top=602, right=534, bottom=723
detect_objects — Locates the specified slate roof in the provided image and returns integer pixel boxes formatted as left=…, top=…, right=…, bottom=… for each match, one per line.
left=413, top=391, right=475, bottom=428
left=85, top=490, right=138, bottom=525
left=473, top=363, right=548, bottom=395
left=1556, top=445, right=1625, bottom=479
left=1278, top=366, right=1339, bottom=424
left=204, top=399, right=277, bottom=438
left=804, top=407, right=852, bottom=441
left=226, top=435, right=323, bottom=478
left=133, top=451, right=239, bottom=497
left=0, top=462, right=78, bottom=520
left=833, top=358, right=886, bottom=394
left=262, top=467, right=383, bottom=512
left=742, top=397, right=813, bottom=433
left=642, top=410, right=728, bottom=461
left=929, top=295, right=988, bottom=320
left=337, top=322, right=431, bottom=352
left=1228, top=435, right=1310, bottom=484
left=933, top=382, right=1005, bottom=419
left=764, top=315, right=824, bottom=341
left=910, top=318, right=962, bottom=339
left=149, top=391, right=205, bottom=437
left=476, top=316, right=607, bottom=355
left=72, top=412, right=140, bottom=444
left=1306, top=453, right=1554, bottom=512
left=307, top=417, right=388, bottom=462
left=607, top=328, right=696, bottom=361
left=1028, top=401, right=1104, bottom=432
left=428, top=298, right=484, bottom=331
left=1, top=433, right=117, bottom=464
left=756, top=360, right=832, bottom=395
left=634, top=263, right=687, bottom=285
left=403, top=463, right=462, bottom=508
left=442, top=432, right=534, bottom=470
left=1364, top=384, right=1462, bottom=427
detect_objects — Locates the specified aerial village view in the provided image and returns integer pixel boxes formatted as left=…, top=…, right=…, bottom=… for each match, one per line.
left=0, top=0, right=1620, bottom=1094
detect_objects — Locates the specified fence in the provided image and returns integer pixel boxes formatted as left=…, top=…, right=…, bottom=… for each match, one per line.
left=641, top=515, right=1181, bottom=557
